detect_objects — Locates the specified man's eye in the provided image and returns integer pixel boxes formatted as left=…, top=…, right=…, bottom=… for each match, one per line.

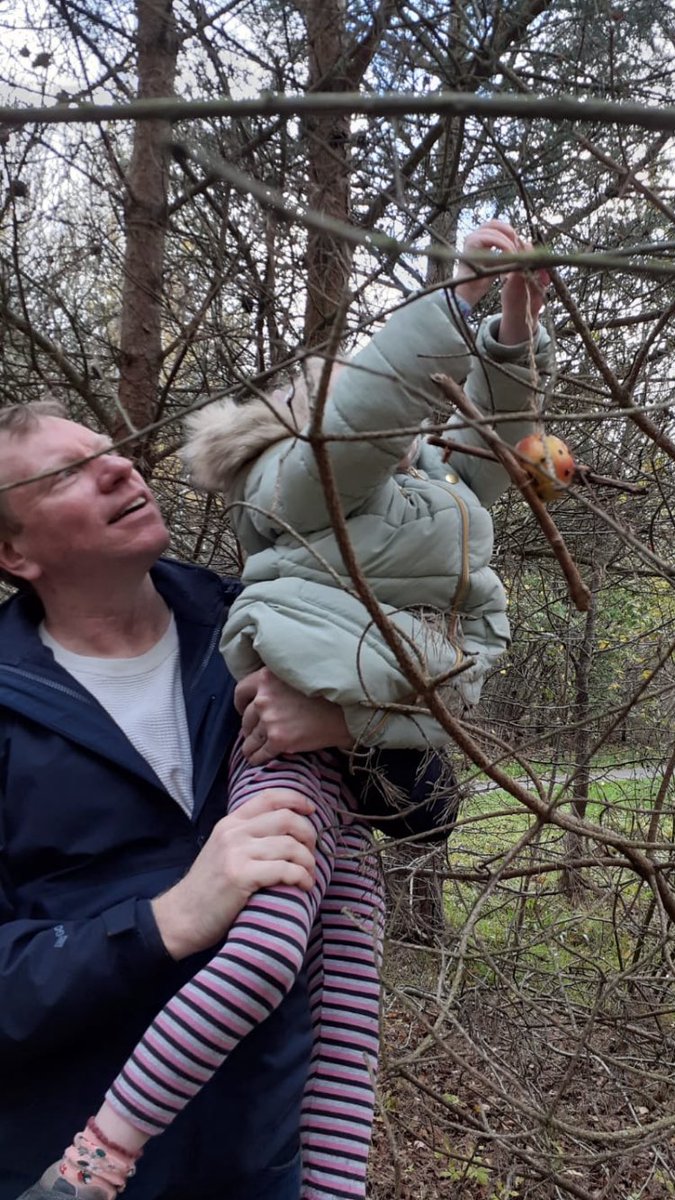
left=57, top=465, right=80, bottom=480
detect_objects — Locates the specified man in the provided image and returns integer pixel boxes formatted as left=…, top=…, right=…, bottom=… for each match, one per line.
left=0, top=404, right=444, bottom=1200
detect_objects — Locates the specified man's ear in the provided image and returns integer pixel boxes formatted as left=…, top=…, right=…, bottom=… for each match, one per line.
left=0, top=539, right=40, bottom=582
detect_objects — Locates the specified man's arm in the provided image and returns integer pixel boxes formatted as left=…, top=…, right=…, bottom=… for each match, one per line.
left=0, top=881, right=172, bottom=1065
left=152, top=789, right=317, bottom=959
left=0, top=791, right=317, bottom=1061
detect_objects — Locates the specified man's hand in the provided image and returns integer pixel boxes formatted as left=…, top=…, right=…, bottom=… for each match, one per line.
left=454, top=219, right=549, bottom=343
left=234, top=667, right=354, bottom=765
left=152, top=788, right=317, bottom=960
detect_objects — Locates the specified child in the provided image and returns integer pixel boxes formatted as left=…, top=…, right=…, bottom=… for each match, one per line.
left=19, top=221, right=551, bottom=1200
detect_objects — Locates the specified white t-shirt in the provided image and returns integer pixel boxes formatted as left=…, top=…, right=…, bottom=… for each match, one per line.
left=39, top=615, right=194, bottom=815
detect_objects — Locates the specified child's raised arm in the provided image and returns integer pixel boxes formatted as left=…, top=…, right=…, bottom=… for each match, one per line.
left=239, top=286, right=476, bottom=539
left=436, top=224, right=553, bottom=508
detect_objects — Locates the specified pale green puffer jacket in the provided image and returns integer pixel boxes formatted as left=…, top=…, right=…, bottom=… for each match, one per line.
left=186, top=288, right=553, bottom=748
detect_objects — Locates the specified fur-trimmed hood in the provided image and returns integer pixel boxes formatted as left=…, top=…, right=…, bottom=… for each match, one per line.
left=182, top=388, right=310, bottom=500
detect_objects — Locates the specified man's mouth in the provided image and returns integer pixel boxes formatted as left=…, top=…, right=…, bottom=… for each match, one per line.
left=109, top=497, right=148, bottom=524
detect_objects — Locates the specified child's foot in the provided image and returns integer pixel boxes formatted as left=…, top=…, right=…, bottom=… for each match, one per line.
left=16, top=1163, right=110, bottom=1200
left=16, top=1119, right=140, bottom=1200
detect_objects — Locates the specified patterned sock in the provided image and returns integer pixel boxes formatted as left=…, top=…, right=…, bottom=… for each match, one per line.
left=59, top=1118, right=141, bottom=1198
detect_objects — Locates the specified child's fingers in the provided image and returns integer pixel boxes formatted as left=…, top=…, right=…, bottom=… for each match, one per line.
left=476, top=218, right=519, bottom=240
left=463, top=228, right=517, bottom=257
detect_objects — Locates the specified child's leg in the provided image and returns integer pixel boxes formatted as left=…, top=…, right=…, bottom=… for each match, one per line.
left=105, top=746, right=341, bottom=1135
left=301, top=823, right=385, bottom=1200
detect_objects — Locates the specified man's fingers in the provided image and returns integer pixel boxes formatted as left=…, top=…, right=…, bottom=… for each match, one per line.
left=241, top=725, right=291, bottom=764
left=241, top=706, right=262, bottom=739
left=234, top=668, right=266, bottom=715
left=241, top=728, right=273, bottom=762
left=245, top=741, right=294, bottom=766
left=250, top=835, right=317, bottom=875
left=234, top=788, right=317, bottom=824
left=249, top=811, right=318, bottom=849
left=249, top=860, right=316, bottom=893
left=244, top=745, right=269, bottom=766
left=250, top=812, right=317, bottom=848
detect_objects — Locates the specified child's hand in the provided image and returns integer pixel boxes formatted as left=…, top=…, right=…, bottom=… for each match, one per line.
left=499, top=241, right=549, bottom=345
left=454, top=219, right=522, bottom=309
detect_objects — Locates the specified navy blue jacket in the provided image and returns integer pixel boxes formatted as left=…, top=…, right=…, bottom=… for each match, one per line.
left=0, top=558, right=452, bottom=1198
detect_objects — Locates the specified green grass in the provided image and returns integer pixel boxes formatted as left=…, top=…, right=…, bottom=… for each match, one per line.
left=442, top=776, right=671, bottom=999
left=461, top=745, right=665, bottom=783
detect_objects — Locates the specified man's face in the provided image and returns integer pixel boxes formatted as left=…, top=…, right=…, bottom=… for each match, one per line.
left=0, top=417, right=170, bottom=587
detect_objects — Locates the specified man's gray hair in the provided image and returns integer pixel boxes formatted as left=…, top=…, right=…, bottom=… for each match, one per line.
left=0, top=399, right=67, bottom=538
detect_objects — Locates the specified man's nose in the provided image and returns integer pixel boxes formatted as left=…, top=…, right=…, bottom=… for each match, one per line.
left=97, top=453, right=134, bottom=490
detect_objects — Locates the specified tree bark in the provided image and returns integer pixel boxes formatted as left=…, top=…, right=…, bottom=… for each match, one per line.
left=116, top=0, right=177, bottom=463
left=302, top=0, right=353, bottom=349
left=384, top=841, right=448, bottom=945
left=302, top=0, right=396, bottom=348
left=563, top=564, right=603, bottom=899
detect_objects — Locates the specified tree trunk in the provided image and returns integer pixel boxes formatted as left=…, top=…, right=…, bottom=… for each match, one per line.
left=116, top=0, right=177, bottom=464
left=302, top=0, right=396, bottom=348
left=563, top=563, right=603, bottom=899
left=302, top=0, right=352, bottom=349
left=425, top=9, right=463, bottom=290
left=384, top=841, right=448, bottom=945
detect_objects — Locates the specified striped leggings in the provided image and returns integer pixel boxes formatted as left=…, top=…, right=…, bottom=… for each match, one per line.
left=107, top=739, right=385, bottom=1200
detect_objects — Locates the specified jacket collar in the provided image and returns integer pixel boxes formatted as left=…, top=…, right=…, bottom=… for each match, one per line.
left=0, top=557, right=239, bottom=665
left=0, top=558, right=241, bottom=812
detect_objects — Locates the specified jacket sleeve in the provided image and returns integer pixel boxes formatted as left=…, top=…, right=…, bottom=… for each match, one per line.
left=437, top=314, right=554, bottom=508
left=240, top=289, right=474, bottom=538
left=0, top=872, right=177, bottom=1064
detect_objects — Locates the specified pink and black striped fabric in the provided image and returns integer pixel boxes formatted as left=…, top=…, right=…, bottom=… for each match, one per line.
left=106, top=739, right=385, bottom=1199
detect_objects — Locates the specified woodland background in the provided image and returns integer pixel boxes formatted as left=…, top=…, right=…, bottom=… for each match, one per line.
left=2, top=1, right=675, bottom=1195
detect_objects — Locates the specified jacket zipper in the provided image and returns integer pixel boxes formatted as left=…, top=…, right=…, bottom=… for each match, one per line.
left=190, top=622, right=222, bottom=693
left=0, top=664, right=95, bottom=703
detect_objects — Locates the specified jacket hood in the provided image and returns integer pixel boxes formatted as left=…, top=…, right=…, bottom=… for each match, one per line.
left=183, top=389, right=311, bottom=500
left=0, top=556, right=241, bottom=813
